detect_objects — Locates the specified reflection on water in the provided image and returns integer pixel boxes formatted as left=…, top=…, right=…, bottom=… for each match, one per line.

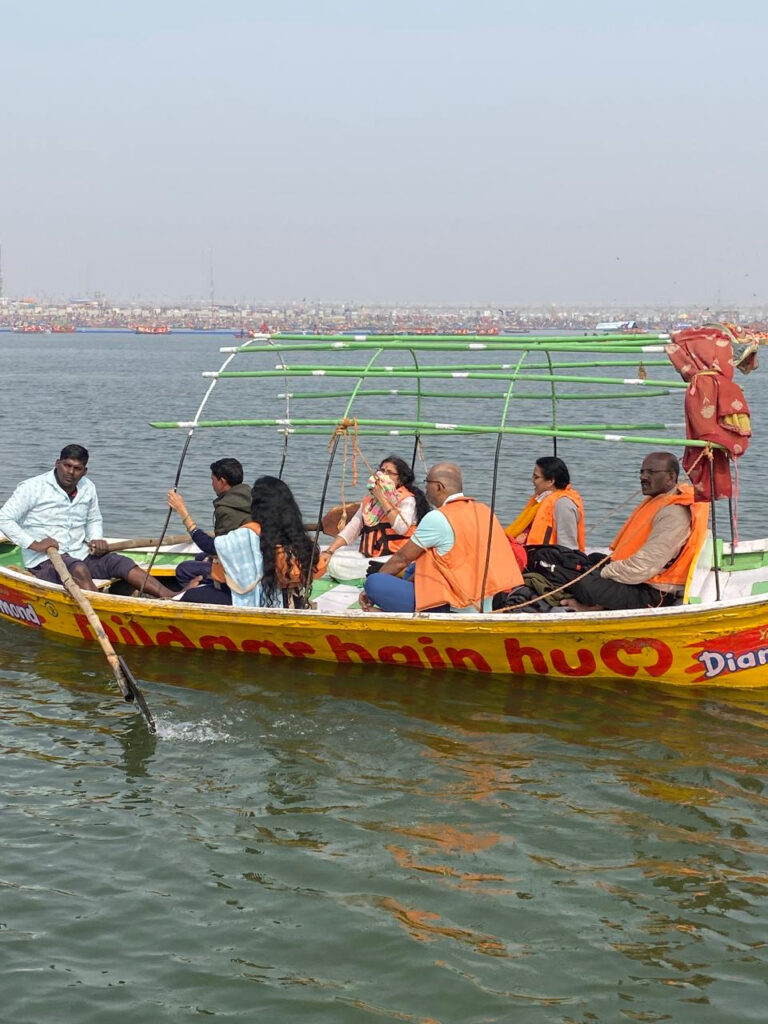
left=3, top=334, right=768, bottom=1021
left=3, top=620, right=768, bottom=1020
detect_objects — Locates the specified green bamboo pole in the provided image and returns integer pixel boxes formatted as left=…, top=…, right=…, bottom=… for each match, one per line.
left=341, top=346, right=385, bottom=418
left=552, top=422, right=685, bottom=432
left=149, top=415, right=719, bottom=448
left=348, top=362, right=671, bottom=374
left=275, top=388, right=675, bottom=400
left=265, top=332, right=669, bottom=345
left=272, top=359, right=667, bottom=373
left=226, top=338, right=669, bottom=356
left=210, top=368, right=688, bottom=388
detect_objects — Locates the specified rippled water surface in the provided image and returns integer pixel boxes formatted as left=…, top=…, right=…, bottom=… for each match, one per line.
left=2, top=333, right=768, bottom=1022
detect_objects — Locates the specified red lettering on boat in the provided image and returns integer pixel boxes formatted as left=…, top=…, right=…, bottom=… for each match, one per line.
left=445, top=647, right=492, bottom=672
left=379, top=644, right=423, bottom=667
left=101, top=620, right=119, bottom=644
left=417, top=637, right=447, bottom=669
left=110, top=615, right=138, bottom=646
left=326, top=634, right=375, bottom=664
left=155, top=625, right=196, bottom=648
left=74, top=613, right=94, bottom=640
left=200, top=634, right=238, bottom=651
left=504, top=638, right=548, bottom=675
left=128, top=619, right=155, bottom=646
left=283, top=641, right=315, bottom=657
left=599, top=638, right=673, bottom=678
left=550, top=647, right=597, bottom=677
left=241, top=638, right=284, bottom=656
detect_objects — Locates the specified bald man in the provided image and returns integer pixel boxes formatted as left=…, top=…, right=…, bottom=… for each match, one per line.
left=362, top=461, right=522, bottom=613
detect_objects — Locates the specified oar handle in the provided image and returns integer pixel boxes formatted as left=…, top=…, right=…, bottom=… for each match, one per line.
left=45, top=547, right=156, bottom=732
left=103, top=534, right=190, bottom=552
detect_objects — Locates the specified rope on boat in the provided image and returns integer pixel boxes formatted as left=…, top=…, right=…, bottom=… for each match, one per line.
left=327, top=418, right=362, bottom=527
left=494, top=553, right=615, bottom=614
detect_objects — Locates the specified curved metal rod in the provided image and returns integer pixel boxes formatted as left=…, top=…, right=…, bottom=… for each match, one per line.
left=709, top=456, right=721, bottom=601
left=260, top=334, right=292, bottom=479
left=545, top=348, right=557, bottom=457
left=408, top=346, right=423, bottom=471
left=138, top=347, right=241, bottom=595
left=479, top=349, right=530, bottom=604
left=304, top=434, right=341, bottom=601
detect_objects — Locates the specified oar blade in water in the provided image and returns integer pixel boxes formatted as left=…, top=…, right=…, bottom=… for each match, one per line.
left=118, top=656, right=157, bottom=734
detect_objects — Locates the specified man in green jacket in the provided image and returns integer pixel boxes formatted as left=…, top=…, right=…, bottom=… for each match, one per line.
left=167, top=458, right=252, bottom=585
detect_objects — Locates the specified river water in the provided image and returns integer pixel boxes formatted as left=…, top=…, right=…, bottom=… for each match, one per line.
left=2, top=332, right=768, bottom=1023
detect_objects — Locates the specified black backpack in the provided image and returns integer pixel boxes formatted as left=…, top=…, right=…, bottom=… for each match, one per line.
left=492, top=584, right=553, bottom=613
left=524, top=544, right=606, bottom=588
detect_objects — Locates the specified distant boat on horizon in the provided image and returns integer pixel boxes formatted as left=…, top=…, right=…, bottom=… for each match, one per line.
left=594, top=320, right=639, bottom=333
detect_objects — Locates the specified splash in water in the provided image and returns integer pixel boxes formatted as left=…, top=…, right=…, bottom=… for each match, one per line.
left=154, top=718, right=233, bottom=743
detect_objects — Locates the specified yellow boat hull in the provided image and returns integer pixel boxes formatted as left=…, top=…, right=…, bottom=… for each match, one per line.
left=3, top=566, right=768, bottom=688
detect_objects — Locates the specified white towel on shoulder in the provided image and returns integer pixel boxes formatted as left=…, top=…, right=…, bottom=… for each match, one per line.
left=214, top=528, right=265, bottom=608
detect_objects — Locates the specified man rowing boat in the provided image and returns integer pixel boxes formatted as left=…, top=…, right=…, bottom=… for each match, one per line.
left=0, top=443, right=175, bottom=598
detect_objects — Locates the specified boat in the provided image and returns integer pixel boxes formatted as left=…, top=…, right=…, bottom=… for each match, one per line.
left=2, top=324, right=768, bottom=689
left=594, top=320, right=639, bottom=333
left=134, top=325, right=171, bottom=335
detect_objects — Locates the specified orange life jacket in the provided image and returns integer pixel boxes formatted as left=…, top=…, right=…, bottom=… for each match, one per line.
left=359, top=486, right=416, bottom=557
left=525, top=486, right=585, bottom=548
left=414, top=497, right=523, bottom=612
left=610, top=484, right=709, bottom=586
left=211, top=522, right=327, bottom=587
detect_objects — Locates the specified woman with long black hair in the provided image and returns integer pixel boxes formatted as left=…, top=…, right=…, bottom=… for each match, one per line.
left=325, top=454, right=430, bottom=558
left=181, top=476, right=325, bottom=606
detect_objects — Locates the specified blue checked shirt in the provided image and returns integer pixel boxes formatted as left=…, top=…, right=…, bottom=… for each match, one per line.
left=0, top=470, right=104, bottom=568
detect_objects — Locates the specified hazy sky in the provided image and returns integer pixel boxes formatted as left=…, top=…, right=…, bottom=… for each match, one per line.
left=1, top=1, right=766, bottom=307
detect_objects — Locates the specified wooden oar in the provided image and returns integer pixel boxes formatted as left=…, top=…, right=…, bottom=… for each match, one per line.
left=46, top=548, right=157, bottom=733
left=103, top=534, right=190, bottom=552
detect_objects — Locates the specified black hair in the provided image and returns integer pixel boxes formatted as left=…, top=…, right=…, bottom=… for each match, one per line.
left=59, top=444, right=89, bottom=465
left=651, top=452, right=680, bottom=479
left=535, top=456, right=570, bottom=490
left=210, top=458, right=244, bottom=486
left=250, top=475, right=316, bottom=602
left=379, top=454, right=430, bottom=522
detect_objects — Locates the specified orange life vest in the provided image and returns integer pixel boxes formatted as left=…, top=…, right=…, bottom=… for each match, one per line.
left=359, top=486, right=416, bottom=557
left=525, top=486, right=585, bottom=548
left=211, top=522, right=327, bottom=587
left=610, top=484, right=709, bottom=586
left=414, top=497, right=523, bottom=612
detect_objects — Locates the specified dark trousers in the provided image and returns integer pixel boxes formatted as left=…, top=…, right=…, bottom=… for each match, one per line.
left=180, top=583, right=232, bottom=604
left=175, top=559, right=213, bottom=586
left=31, top=551, right=137, bottom=585
left=567, top=572, right=673, bottom=610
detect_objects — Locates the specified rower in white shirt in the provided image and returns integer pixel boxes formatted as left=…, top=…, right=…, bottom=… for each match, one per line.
left=0, top=443, right=174, bottom=598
